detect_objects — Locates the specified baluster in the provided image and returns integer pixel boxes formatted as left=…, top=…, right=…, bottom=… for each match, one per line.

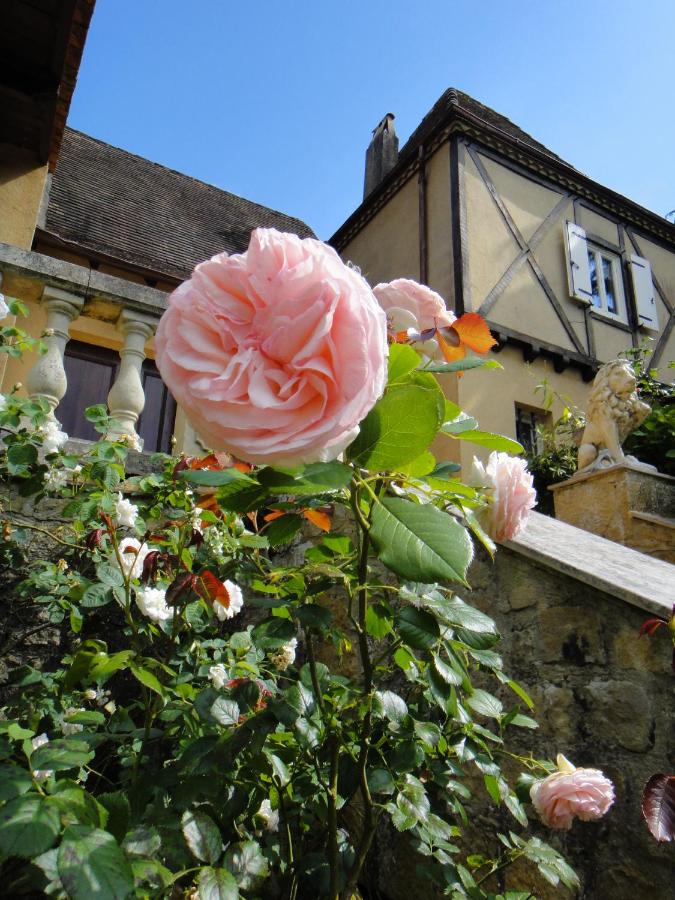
left=25, top=286, right=84, bottom=419
left=106, top=308, right=156, bottom=448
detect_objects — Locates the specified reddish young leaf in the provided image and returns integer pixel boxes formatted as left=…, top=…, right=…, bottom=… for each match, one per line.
left=639, top=617, right=666, bottom=638
left=642, top=773, right=675, bottom=842
left=195, top=570, right=231, bottom=614
left=85, top=528, right=104, bottom=551
left=303, top=508, right=332, bottom=532
left=436, top=328, right=466, bottom=364
left=166, top=572, right=198, bottom=607
left=141, top=550, right=162, bottom=583
left=264, top=510, right=286, bottom=523
left=451, top=312, right=498, bottom=353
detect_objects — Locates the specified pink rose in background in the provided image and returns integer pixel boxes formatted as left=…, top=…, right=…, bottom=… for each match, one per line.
left=530, top=754, right=615, bottom=830
left=373, top=278, right=456, bottom=359
left=469, top=451, right=536, bottom=542
left=155, top=229, right=388, bottom=466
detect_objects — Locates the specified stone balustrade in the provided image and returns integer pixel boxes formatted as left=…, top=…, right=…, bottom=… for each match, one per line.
left=0, top=242, right=166, bottom=450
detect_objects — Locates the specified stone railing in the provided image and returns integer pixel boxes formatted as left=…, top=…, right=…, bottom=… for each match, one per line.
left=0, top=242, right=168, bottom=449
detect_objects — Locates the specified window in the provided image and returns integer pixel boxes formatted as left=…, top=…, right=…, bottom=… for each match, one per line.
left=563, top=221, right=659, bottom=331
left=586, top=245, right=627, bottom=323
left=515, top=405, right=548, bottom=455
left=57, top=341, right=176, bottom=453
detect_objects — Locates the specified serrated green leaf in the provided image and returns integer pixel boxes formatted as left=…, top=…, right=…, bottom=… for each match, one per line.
left=368, top=768, right=396, bottom=795
left=424, top=357, right=502, bottom=373
left=373, top=690, right=408, bottom=722
left=122, top=825, right=161, bottom=857
left=347, top=379, right=444, bottom=471
left=365, top=603, right=393, bottom=639
left=396, top=774, right=430, bottom=825
left=265, top=514, right=303, bottom=547
left=182, top=809, right=223, bottom=864
left=199, top=866, right=240, bottom=900
left=432, top=653, right=462, bottom=686
left=178, top=468, right=253, bottom=487
left=224, top=840, right=269, bottom=891
left=58, top=825, right=134, bottom=899
left=370, top=497, right=472, bottom=584
left=0, top=763, right=33, bottom=801
left=466, top=690, right=503, bottom=719
left=81, top=583, right=113, bottom=608
left=396, top=606, right=440, bottom=651
left=414, top=720, right=442, bottom=746
left=30, top=739, right=95, bottom=772
left=0, top=794, right=60, bottom=857
left=98, top=792, right=130, bottom=843
left=449, top=429, right=524, bottom=453
left=210, top=698, right=240, bottom=727
left=257, top=461, right=352, bottom=495
left=387, top=344, right=422, bottom=382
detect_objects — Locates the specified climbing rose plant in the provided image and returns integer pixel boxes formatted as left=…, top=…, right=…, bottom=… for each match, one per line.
left=0, top=238, right=612, bottom=899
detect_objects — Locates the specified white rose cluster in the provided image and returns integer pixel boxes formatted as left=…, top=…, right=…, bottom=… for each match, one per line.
left=135, top=586, right=173, bottom=623
left=213, top=580, right=244, bottom=621
left=114, top=492, right=139, bottom=529
left=38, top=419, right=68, bottom=461
left=209, top=663, right=229, bottom=690
left=113, top=537, right=152, bottom=580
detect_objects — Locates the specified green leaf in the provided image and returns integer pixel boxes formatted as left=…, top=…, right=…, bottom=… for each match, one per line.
left=370, top=497, right=473, bottom=584
left=267, top=754, right=291, bottom=787
left=178, top=468, right=253, bottom=486
left=294, top=604, right=332, bottom=630
left=441, top=413, right=479, bottom=434
left=423, top=357, right=502, bottom=373
left=414, top=720, right=442, bottom=747
left=396, top=606, right=440, bottom=651
left=387, top=344, right=422, bottom=382
left=210, top=698, right=240, bottom=727
left=257, top=461, right=352, bottom=495
left=58, top=825, right=134, bottom=899
left=422, top=594, right=496, bottom=635
left=265, top=513, right=303, bottom=548
left=7, top=442, right=38, bottom=474
left=31, top=739, right=95, bottom=772
left=98, top=792, right=130, bottom=843
left=130, top=664, right=166, bottom=698
left=432, top=653, right=462, bottom=686
left=484, top=774, right=502, bottom=804
left=89, top=650, right=133, bottom=681
left=397, top=450, right=436, bottom=477
left=373, top=690, right=408, bottom=722
left=347, top=379, right=443, bottom=471
left=0, top=794, right=61, bottom=857
left=182, top=809, right=223, bottom=864
left=365, top=603, right=393, bottom=639
left=467, top=690, right=503, bottom=719
left=199, top=866, right=240, bottom=900
left=95, top=564, right=124, bottom=588
left=81, top=583, right=114, bottom=608
left=252, top=617, right=296, bottom=649
left=368, top=768, right=395, bottom=795
left=449, top=429, right=524, bottom=454
left=224, top=840, right=269, bottom=891
left=122, top=825, right=162, bottom=857
left=396, top=774, right=430, bottom=825
left=0, top=763, right=33, bottom=801
left=216, top=479, right=268, bottom=513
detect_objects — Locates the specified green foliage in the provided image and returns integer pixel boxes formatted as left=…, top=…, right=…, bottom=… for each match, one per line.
left=0, top=352, right=576, bottom=899
left=621, top=346, right=675, bottom=476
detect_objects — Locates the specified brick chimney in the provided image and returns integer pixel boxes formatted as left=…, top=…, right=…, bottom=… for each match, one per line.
left=364, top=113, right=398, bottom=199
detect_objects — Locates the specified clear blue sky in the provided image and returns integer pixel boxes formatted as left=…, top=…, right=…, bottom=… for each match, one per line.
left=68, top=0, right=675, bottom=241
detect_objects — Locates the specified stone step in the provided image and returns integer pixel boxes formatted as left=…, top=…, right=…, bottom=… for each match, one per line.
left=628, top=510, right=675, bottom=564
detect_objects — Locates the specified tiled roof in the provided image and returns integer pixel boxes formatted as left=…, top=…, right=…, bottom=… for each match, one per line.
left=399, top=88, right=571, bottom=167
left=41, top=128, right=315, bottom=280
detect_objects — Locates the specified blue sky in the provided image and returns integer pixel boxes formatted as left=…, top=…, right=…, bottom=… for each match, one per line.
left=69, top=0, right=675, bottom=240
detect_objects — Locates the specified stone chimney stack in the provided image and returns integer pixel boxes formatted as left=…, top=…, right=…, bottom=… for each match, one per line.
left=364, top=113, right=398, bottom=199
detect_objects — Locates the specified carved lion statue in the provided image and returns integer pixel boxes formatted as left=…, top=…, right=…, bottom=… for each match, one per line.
left=577, top=359, right=651, bottom=472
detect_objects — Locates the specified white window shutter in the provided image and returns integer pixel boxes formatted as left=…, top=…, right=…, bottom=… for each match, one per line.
left=629, top=254, right=659, bottom=331
left=564, top=221, right=592, bottom=304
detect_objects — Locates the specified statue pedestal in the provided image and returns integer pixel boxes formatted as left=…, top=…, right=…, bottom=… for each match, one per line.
left=550, top=464, right=675, bottom=564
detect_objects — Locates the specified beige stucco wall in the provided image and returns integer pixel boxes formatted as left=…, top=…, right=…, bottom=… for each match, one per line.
left=455, top=345, right=590, bottom=473
left=340, top=177, right=419, bottom=287
left=632, top=235, right=675, bottom=380
left=0, top=146, right=48, bottom=249
left=424, top=145, right=454, bottom=305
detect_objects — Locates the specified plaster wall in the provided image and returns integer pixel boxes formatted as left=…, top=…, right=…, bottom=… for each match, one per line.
left=424, top=145, right=454, bottom=305
left=456, top=344, right=589, bottom=472
left=339, top=178, right=420, bottom=287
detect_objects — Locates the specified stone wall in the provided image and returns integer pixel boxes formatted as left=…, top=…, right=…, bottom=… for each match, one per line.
left=464, top=518, right=674, bottom=900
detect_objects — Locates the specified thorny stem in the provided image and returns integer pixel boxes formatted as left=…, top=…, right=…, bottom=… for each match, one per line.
left=341, top=480, right=380, bottom=899
left=305, top=628, right=326, bottom=715
left=6, top=519, right=84, bottom=550
left=327, top=734, right=341, bottom=900
left=277, top=784, right=298, bottom=900
left=474, top=849, right=527, bottom=889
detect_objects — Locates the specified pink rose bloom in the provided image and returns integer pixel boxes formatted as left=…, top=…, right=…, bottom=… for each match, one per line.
left=469, top=451, right=536, bottom=542
left=530, top=754, right=615, bottom=830
left=373, top=278, right=456, bottom=359
left=155, top=229, right=388, bottom=466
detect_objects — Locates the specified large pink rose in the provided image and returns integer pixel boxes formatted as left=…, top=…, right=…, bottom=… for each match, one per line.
left=530, top=755, right=615, bottom=830
left=469, top=451, right=536, bottom=542
left=155, top=229, right=388, bottom=466
left=373, top=278, right=456, bottom=360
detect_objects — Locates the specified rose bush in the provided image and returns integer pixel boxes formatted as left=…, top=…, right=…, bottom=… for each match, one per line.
left=0, top=257, right=611, bottom=899
left=530, top=754, right=615, bottom=830
left=155, top=228, right=388, bottom=466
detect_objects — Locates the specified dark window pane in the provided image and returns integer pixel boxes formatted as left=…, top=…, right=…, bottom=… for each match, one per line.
left=515, top=406, right=541, bottom=455
left=58, top=342, right=118, bottom=441
left=587, top=251, right=601, bottom=308
left=601, top=256, right=617, bottom=313
left=138, top=365, right=176, bottom=454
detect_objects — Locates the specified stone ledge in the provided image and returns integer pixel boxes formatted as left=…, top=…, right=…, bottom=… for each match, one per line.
left=504, top=511, right=674, bottom=618
left=0, top=241, right=168, bottom=316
